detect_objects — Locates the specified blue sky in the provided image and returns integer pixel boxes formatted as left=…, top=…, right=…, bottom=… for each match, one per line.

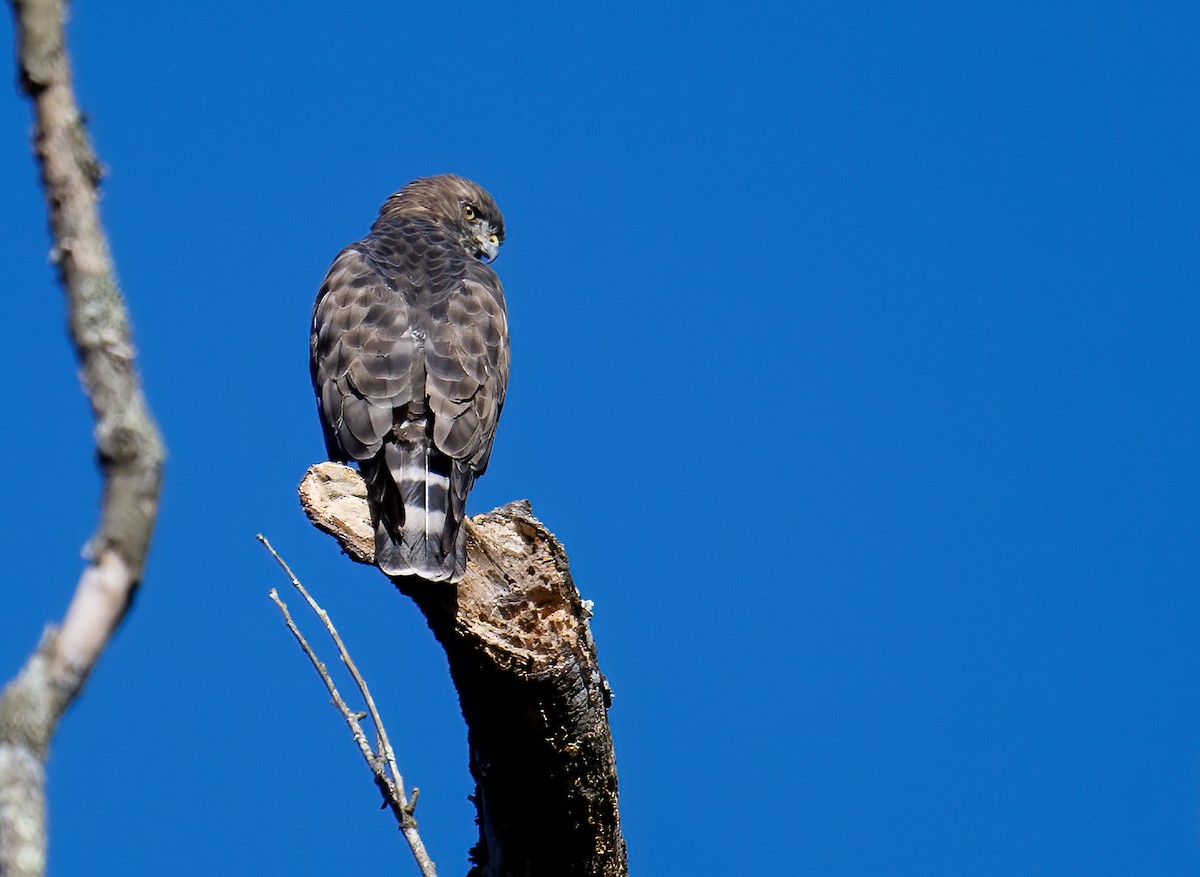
left=2, top=1, right=1198, bottom=873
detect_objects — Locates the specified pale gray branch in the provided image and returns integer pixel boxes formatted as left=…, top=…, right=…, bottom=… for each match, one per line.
left=0, top=1, right=165, bottom=874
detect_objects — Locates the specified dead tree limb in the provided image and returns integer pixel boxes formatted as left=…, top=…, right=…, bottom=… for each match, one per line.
left=299, top=462, right=627, bottom=877
left=0, top=1, right=166, bottom=875
left=259, top=535, right=438, bottom=877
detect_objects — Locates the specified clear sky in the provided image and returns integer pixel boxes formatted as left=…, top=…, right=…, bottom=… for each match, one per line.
left=2, top=1, right=1198, bottom=874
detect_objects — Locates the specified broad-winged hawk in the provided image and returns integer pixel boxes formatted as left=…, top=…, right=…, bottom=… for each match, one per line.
left=310, top=174, right=509, bottom=582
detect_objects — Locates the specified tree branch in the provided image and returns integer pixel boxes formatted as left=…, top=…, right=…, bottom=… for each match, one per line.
left=298, top=462, right=628, bottom=877
left=0, top=1, right=165, bottom=874
left=259, top=535, right=437, bottom=877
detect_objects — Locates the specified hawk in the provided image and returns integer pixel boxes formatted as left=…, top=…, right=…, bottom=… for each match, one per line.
left=310, top=174, right=509, bottom=582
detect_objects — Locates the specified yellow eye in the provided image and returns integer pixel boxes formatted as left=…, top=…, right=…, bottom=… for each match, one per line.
left=462, top=204, right=476, bottom=221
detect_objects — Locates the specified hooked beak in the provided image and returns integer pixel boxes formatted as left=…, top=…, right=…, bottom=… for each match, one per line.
left=477, top=232, right=501, bottom=262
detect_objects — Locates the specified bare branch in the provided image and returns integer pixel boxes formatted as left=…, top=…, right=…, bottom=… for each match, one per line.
left=1, top=1, right=165, bottom=874
left=260, top=536, right=437, bottom=877
left=298, top=462, right=627, bottom=877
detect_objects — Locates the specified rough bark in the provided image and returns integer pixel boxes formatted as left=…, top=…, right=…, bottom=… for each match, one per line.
left=300, top=463, right=627, bottom=877
left=0, top=1, right=166, bottom=874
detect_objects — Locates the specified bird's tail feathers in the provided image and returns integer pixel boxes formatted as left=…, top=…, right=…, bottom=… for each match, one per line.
left=363, top=438, right=465, bottom=582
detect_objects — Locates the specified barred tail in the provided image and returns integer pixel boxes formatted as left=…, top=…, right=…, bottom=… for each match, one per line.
left=361, top=436, right=467, bottom=582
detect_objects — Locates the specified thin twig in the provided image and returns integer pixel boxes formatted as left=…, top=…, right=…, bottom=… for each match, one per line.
left=258, top=534, right=437, bottom=877
left=265, top=590, right=377, bottom=767
left=260, top=536, right=412, bottom=814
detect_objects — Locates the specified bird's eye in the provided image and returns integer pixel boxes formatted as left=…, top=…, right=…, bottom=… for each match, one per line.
left=462, top=204, right=477, bottom=221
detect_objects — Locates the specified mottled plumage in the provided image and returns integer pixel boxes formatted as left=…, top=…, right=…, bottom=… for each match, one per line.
left=310, top=175, right=509, bottom=582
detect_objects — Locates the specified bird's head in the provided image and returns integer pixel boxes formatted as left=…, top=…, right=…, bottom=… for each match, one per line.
left=379, top=174, right=505, bottom=262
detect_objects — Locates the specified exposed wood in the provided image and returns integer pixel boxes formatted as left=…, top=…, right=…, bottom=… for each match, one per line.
left=300, top=462, right=627, bottom=877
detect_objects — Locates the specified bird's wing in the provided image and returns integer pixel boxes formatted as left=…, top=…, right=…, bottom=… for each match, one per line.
left=310, top=246, right=419, bottom=462
left=425, top=262, right=510, bottom=475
